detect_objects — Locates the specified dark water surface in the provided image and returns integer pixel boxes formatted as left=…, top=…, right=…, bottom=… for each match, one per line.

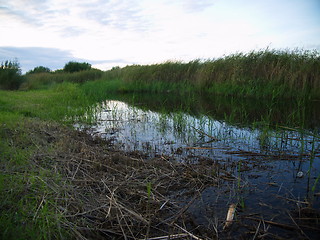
left=81, top=93, right=320, bottom=238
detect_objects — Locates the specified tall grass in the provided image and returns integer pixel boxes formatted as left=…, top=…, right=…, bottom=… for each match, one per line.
left=101, top=49, right=320, bottom=98
left=21, top=69, right=103, bottom=90
left=17, top=48, right=320, bottom=99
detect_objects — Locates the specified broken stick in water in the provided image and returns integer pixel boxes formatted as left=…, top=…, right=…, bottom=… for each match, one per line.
left=223, top=203, right=237, bottom=230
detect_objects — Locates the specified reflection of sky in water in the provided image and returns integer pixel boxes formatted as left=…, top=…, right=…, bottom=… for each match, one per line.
left=91, top=100, right=319, bottom=160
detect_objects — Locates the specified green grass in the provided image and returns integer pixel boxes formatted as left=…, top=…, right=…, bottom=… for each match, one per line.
left=0, top=82, right=99, bottom=124
left=0, top=115, right=68, bottom=239
left=0, top=84, right=99, bottom=239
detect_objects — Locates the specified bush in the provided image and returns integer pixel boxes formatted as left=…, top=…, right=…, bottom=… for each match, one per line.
left=0, top=60, right=23, bottom=90
left=26, top=66, right=51, bottom=74
left=63, top=62, right=91, bottom=73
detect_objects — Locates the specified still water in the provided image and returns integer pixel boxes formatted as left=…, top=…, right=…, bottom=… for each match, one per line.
left=79, top=93, right=320, bottom=237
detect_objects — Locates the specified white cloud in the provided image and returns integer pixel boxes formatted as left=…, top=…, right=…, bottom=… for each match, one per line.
left=0, top=0, right=319, bottom=71
left=82, top=0, right=150, bottom=31
left=169, top=0, right=217, bottom=12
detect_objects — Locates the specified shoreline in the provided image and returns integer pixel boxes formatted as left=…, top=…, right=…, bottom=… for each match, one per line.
left=1, top=118, right=319, bottom=239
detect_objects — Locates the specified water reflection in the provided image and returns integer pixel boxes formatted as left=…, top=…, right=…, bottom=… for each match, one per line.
left=90, top=99, right=319, bottom=162
left=101, top=93, right=320, bottom=130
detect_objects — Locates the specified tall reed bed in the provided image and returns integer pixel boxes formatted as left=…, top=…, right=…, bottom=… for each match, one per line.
left=21, top=69, right=103, bottom=90
left=102, top=49, right=320, bottom=98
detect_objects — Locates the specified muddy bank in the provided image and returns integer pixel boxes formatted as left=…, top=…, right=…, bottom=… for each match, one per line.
left=12, top=120, right=320, bottom=239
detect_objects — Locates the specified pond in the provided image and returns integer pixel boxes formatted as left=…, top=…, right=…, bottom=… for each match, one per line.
left=78, top=93, right=320, bottom=238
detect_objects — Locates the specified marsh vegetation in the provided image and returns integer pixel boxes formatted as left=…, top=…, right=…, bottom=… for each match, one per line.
left=97, top=48, right=320, bottom=99
left=1, top=48, right=320, bottom=239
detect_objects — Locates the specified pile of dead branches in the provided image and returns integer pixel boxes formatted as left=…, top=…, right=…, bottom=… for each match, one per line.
left=29, top=121, right=223, bottom=239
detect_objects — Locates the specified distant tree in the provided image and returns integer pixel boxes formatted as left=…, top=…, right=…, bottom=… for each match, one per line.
left=54, top=69, right=64, bottom=73
left=27, top=66, right=51, bottom=74
left=0, top=60, right=23, bottom=90
left=111, top=66, right=120, bottom=70
left=63, top=61, right=91, bottom=73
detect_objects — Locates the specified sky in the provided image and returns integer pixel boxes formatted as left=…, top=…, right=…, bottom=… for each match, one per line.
left=0, top=0, right=319, bottom=73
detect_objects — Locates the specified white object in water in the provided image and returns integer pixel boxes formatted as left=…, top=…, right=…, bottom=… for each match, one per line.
left=224, top=203, right=236, bottom=229
left=297, top=171, right=304, bottom=178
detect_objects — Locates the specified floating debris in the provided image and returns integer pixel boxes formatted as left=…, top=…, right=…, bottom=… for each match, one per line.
left=223, top=203, right=237, bottom=230
left=297, top=171, right=304, bottom=178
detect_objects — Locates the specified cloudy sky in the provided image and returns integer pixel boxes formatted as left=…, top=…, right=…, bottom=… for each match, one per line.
left=0, top=0, right=319, bottom=73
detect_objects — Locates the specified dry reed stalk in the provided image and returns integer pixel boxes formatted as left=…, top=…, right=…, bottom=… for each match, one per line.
left=244, top=216, right=320, bottom=232
left=141, top=233, right=189, bottom=240
left=191, top=127, right=219, bottom=141
left=173, top=224, right=204, bottom=240
left=287, top=211, right=310, bottom=240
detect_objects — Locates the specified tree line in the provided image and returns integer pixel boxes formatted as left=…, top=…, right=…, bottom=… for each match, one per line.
left=0, top=61, right=93, bottom=90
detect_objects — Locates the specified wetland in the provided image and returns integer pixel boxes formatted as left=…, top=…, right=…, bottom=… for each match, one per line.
left=1, top=49, right=320, bottom=239
left=76, top=92, right=320, bottom=239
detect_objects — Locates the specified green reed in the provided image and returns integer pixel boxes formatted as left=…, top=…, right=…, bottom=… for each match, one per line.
left=100, top=48, right=320, bottom=99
